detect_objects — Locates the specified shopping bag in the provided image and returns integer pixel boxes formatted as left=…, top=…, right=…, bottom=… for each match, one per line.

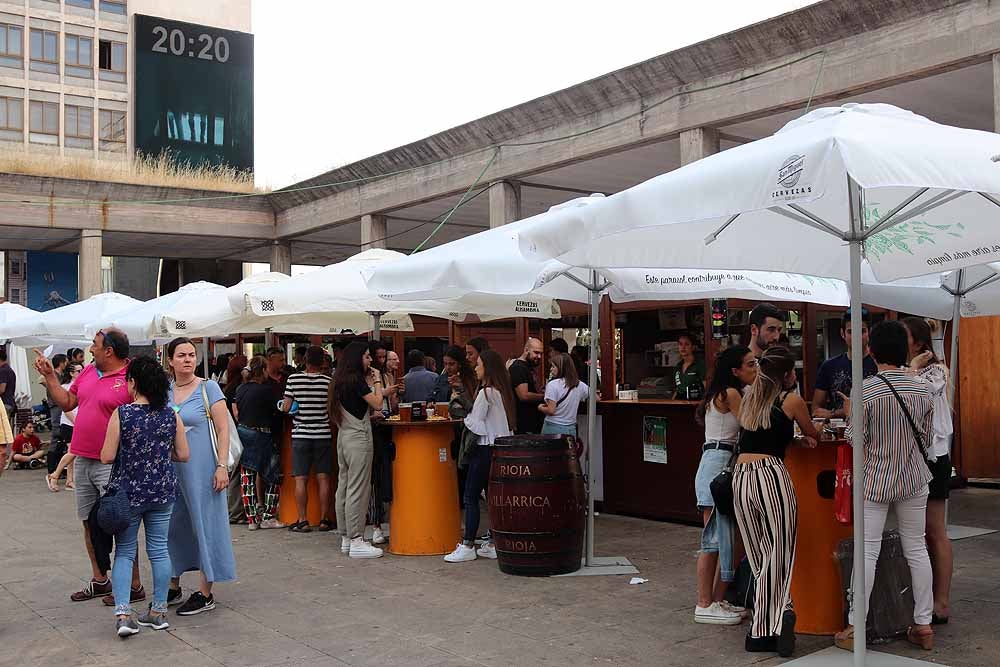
left=834, top=443, right=852, bottom=525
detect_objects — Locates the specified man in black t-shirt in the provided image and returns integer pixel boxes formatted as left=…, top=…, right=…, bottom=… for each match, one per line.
left=508, top=338, right=545, bottom=434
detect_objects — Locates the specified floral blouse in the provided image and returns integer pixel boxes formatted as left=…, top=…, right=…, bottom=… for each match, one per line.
left=111, top=403, right=178, bottom=507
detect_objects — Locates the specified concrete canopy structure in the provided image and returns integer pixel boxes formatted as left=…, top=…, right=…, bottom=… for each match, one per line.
left=3, top=0, right=1000, bottom=284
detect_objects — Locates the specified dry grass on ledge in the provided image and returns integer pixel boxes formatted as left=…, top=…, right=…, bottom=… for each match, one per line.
left=0, top=149, right=264, bottom=194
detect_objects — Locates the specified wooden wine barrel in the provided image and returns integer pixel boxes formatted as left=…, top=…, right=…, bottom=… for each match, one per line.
left=488, top=434, right=586, bottom=576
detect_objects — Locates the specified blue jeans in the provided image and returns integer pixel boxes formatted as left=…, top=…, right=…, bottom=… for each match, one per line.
left=112, top=502, right=173, bottom=615
left=695, top=445, right=737, bottom=582
left=541, top=421, right=577, bottom=437
left=463, top=445, right=492, bottom=543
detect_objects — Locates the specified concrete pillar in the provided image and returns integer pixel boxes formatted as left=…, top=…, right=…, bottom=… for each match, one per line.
left=488, top=180, right=521, bottom=229
left=679, top=126, right=720, bottom=165
left=269, top=240, right=292, bottom=275
left=78, top=229, right=103, bottom=300
left=994, top=54, right=1000, bottom=132
left=361, top=214, right=387, bottom=251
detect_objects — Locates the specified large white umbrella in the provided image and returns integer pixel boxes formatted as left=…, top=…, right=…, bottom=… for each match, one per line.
left=516, top=103, right=1000, bottom=664
left=88, top=281, right=236, bottom=342
left=0, top=302, right=36, bottom=334
left=3, top=292, right=142, bottom=347
left=241, top=248, right=562, bottom=339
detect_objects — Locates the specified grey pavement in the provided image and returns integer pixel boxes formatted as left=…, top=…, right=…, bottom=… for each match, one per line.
left=2, top=468, right=998, bottom=667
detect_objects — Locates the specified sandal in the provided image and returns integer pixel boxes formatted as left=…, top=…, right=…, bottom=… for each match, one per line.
left=288, top=520, right=312, bottom=533
left=931, top=613, right=949, bottom=625
left=833, top=626, right=854, bottom=651
left=317, top=518, right=334, bottom=532
left=46, top=474, right=60, bottom=492
left=65, top=481, right=74, bottom=489
left=907, top=625, right=934, bottom=651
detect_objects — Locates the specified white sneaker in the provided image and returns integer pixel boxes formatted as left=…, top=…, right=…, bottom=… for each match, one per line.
left=341, top=536, right=351, bottom=554
left=476, top=542, right=497, bottom=559
left=720, top=600, right=750, bottom=619
left=259, top=518, right=287, bottom=530
left=247, top=522, right=259, bottom=531
left=694, top=602, right=743, bottom=625
left=444, top=543, right=476, bottom=563
left=372, top=528, right=386, bottom=545
left=349, top=537, right=383, bottom=559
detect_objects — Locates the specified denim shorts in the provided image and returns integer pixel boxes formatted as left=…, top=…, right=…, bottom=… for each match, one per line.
left=237, top=425, right=274, bottom=473
left=694, top=446, right=734, bottom=509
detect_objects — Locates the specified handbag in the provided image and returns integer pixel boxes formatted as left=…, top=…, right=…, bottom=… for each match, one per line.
left=96, top=454, right=130, bottom=535
left=710, top=451, right=737, bottom=517
left=201, top=382, right=243, bottom=474
left=874, top=374, right=935, bottom=472
left=834, top=442, right=853, bottom=524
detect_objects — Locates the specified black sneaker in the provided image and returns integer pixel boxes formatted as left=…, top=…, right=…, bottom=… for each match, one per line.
left=176, top=591, right=216, bottom=616
left=166, top=587, right=183, bottom=607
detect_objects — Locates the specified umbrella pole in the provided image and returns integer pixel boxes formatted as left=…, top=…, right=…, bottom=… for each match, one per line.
left=947, top=270, right=963, bottom=406
left=369, top=312, right=383, bottom=341
left=202, top=338, right=210, bottom=379
left=585, top=270, right=599, bottom=567
left=848, top=181, right=866, bottom=667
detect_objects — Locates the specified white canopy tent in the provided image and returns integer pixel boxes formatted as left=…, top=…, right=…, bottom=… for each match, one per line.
left=515, top=103, right=1000, bottom=664
left=1, top=292, right=142, bottom=348
left=238, top=249, right=563, bottom=340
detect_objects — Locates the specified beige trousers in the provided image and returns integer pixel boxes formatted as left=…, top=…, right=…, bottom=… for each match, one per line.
left=334, top=408, right=373, bottom=539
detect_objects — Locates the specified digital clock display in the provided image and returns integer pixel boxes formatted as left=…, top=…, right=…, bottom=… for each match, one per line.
left=134, top=14, right=253, bottom=172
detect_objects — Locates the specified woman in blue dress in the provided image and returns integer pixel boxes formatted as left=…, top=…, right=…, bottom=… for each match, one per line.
left=165, top=337, right=237, bottom=616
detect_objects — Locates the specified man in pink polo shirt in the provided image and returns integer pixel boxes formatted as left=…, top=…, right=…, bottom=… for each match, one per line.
left=36, top=329, right=143, bottom=603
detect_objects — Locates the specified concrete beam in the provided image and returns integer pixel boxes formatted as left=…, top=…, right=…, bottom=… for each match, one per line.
left=488, top=181, right=521, bottom=228
left=361, top=213, right=387, bottom=250
left=275, top=1, right=1000, bottom=239
left=269, top=241, right=292, bottom=275
left=78, top=229, right=102, bottom=300
left=0, top=174, right=275, bottom=240
left=679, top=127, right=720, bottom=165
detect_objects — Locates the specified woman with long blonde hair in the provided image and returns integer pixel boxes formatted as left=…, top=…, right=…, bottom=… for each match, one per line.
left=733, top=347, right=820, bottom=657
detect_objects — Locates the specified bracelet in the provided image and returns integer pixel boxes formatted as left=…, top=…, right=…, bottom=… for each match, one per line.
left=216, top=463, right=227, bottom=469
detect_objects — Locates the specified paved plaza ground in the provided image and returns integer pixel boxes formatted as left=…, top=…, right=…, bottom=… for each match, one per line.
left=2, top=467, right=999, bottom=666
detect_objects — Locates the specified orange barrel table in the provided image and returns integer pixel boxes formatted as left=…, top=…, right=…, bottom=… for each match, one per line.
left=784, top=439, right=853, bottom=635
left=277, top=422, right=336, bottom=527
left=488, top=434, right=586, bottom=576
left=385, top=418, right=462, bottom=555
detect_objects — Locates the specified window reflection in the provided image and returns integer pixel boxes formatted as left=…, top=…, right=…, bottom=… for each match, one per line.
left=161, top=109, right=226, bottom=146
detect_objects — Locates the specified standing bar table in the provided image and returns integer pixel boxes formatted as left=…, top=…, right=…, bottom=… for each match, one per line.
left=385, top=417, right=462, bottom=555
left=784, top=438, right=853, bottom=635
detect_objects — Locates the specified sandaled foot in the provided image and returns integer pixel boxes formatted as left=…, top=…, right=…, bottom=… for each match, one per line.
left=46, top=474, right=59, bottom=492
left=834, top=626, right=854, bottom=651
left=317, top=518, right=334, bottom=532
left=907, top=625, right=934, bottom=650
left=289, top=520, right=312, bottom=533
left=65, top=481, right=74, bottom=489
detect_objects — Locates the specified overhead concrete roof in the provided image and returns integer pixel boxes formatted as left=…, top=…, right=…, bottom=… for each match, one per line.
left=267, top=0, right=961, bottom=212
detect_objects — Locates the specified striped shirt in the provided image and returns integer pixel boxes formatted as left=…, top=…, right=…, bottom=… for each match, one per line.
left=846, top=370, right=933, bottom=504
left=284, top=372, right=332, bottom=439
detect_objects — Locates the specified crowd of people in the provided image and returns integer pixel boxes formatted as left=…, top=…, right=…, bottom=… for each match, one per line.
left=691, top=303, right=955, bottom=657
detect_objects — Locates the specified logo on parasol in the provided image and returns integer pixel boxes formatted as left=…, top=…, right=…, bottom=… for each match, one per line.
left=777, top=155, right=805, bottom=188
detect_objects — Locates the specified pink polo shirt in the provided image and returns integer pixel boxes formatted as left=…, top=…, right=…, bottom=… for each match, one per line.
left=68, top=362, right=132, bottom=460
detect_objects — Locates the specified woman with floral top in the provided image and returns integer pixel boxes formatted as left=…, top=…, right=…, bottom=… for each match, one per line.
left=100, top=356, right=190, bottom=639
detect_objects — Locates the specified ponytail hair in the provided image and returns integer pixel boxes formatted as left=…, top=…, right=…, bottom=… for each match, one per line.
left=739, top=347, right=795, bottom=432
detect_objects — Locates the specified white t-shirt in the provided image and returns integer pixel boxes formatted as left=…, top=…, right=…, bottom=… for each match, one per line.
left=59, top=382, right=78, bottom=426
left=543, top=379, right=589, bottom=426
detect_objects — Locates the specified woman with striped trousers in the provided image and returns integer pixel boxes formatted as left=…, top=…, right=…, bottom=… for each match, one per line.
left=734, top=347, right=820, bottom=657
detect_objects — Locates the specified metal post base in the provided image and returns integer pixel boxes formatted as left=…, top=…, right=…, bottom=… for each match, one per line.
left=555, top=555, right=638, bottom=577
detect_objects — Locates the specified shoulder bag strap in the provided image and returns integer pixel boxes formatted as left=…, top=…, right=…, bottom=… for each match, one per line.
left=875, top=373, right=931, bottom=460
left=200, top=381, right=221, bottom=466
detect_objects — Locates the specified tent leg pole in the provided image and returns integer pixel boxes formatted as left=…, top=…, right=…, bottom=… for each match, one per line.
left=585, top=271, right=599, bottom=568
left=848, top=180, right=866, bottom=667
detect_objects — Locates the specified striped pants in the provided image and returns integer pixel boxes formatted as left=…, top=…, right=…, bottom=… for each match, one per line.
left=733, top=456, right=798, bottom=639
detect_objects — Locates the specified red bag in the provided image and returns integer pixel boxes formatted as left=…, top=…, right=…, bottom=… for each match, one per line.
left=834, top=443, right=853, bottom=525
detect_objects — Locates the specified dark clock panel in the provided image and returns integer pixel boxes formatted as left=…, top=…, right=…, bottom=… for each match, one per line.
left=133, top=14, right=254, bottom=173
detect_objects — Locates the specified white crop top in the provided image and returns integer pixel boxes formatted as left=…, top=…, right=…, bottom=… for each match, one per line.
left=704, top=399, right=740, bottom=443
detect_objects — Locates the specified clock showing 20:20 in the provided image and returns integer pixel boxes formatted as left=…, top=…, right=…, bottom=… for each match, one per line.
left=150, top=25, right=230, bottom=63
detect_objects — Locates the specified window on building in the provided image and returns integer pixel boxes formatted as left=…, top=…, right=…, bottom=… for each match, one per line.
left=0, top=23, right=23, bottom=58
left=66, top=0, right=94, bottom=8
left=10, top=260, right=20, bottom=276
left=99, top=109, right=125, bottom=142
left=98, top=39, right=125, bottom=72
left=29, top=100, right=58, bottom=139
left=30, top=29, right=58, bottom=74
left=99, top=0, right=126, bottom=15
left=66, top=34, right=93, bottom=69
left=10, top=288, right=19, bottom=303
left=0, top=97, right=22, bottom=131
left=65, top=105, right=93, bottom=139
